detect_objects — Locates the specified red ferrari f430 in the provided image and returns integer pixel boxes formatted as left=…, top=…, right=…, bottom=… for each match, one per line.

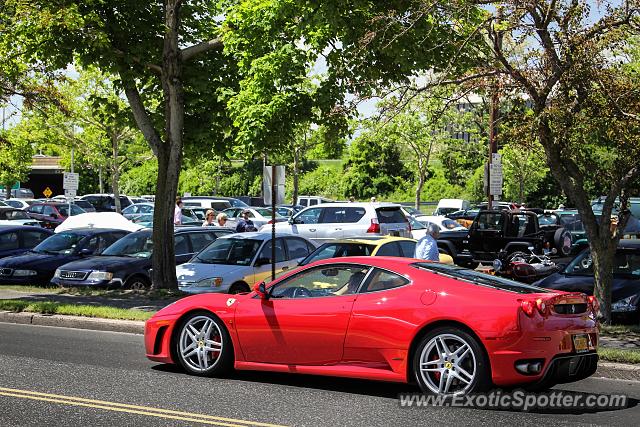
left=145, top=257, right=599, bottom=395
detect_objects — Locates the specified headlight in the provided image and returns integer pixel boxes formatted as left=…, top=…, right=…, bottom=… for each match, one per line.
left=197, top=277, right=223, bottom=287
left=611, top=294, right=639, bottom=313
left=54, top=269, right=61, bottom=278
left=87, top=271, right=113, bottom=281
left=13, top=269, right=38, bottom=277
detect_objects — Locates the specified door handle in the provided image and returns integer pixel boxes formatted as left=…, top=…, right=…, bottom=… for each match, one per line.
left=309, top=229, right=316, bottom=232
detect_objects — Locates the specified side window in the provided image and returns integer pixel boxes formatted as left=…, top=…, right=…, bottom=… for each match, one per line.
left=189, top=232, right=216, bottom=253
left=83, top=236, right=100, bottom=254
left=344, top=207, right=366, bottom=223
left=99, top=233, right=126, bottom=253
left=43, top=205, right=57, bottom=216
left=361, top=268, right=410, bottom=293
left=29, top=205, right=43, bottom=214
left=0, top=232, right=20, bottom=250
left=474, top=213, right=503, bottom=231
left=375, top=242, right=402, bottom=257
left=285, top=238, right=312, bottom=260
left=270, top=265, right=369, bottom=298
left=309, top=199, right=318, bottom=206
left=399, top=241, right=417, bottom=257
left=22, top=231, right=49, bottom=248
left=174, top=234, right=190, bottom=255
left=296, top=207, right=322, bottom=225
left=258, top=239, right=286, bottom=263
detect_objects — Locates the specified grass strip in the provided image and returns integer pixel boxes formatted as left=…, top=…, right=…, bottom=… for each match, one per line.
left=0, top=300, right=154, bottom=321
left=598, top=347, right=640, bottom=365
left=0, top=285, right=62, bottom=293
left=600, top=324, right=640, bottom=335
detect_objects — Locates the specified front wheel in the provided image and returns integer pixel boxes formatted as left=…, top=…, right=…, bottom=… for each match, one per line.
left=413, top=327, right=491, bottom=395
left=174, top=311, right=233, bottom=376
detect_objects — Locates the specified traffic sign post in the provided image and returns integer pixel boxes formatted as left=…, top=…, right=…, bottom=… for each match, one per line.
left=43, top=187, right=53, bottom=199
left=63, top=172, right=79, bottom=216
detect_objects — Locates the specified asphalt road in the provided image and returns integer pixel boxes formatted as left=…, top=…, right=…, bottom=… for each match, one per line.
left=1, top=323, right=639, bottom=427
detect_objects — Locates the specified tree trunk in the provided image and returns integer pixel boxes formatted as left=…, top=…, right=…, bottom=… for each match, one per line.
left=98, top=165, right=104, bottom=194
left=149, top=0, right=185, bottom=290
left=590, top=239, right=616, bottom=323
left=111, top=132, right=121, bottom=213
left=415, top=157, right=425, bottom=210
left=4, top=185, right=10, bottom=200
left=292, top=146, right=299, bottom=205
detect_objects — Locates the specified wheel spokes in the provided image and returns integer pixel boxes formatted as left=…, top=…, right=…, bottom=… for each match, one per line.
left=179, top=316, right=224, bottom=372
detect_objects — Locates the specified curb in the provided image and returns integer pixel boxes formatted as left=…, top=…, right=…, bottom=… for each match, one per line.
left=595, top=361, right=640, bottom=382
left=0, top=311, right=145, bottom=334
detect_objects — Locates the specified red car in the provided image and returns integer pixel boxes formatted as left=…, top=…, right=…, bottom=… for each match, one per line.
left=145, top=257, right=599, bottom=395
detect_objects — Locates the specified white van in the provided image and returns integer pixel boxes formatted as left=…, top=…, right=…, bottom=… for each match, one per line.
left=297, top=195, right=334, bottom=207
left=434, top=199, right=471, bottom=216
left=181, top=197, right=233, bottom=211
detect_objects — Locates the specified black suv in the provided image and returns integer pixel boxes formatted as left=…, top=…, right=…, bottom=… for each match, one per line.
left=51, top=226, right=232, bottom=289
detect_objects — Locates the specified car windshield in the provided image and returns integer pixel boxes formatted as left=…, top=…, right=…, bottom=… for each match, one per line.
left=0, top=209, right=30, bottom=220
left=409, top=217, right=426, bottom=230
left=33, top=232, right=84, bottom=255
left=254, top=208, right=283, bottom=218
left=192, top=238, right=261, bottom=265
left=229, top=199, right=249, bottom=208
left=438, top=207, right=460, bottom=215
left=558, top=213, right=584, bottom=232
left=58, top=204, right=85, bottom=216
left=300, top=243, right=375, bottom=266
left=405, top=207, right=423, bottom=216
left=564, top=249, right=640, bottom=277
left=102, top=232, right=153, bottom=258
left=413, top=263, right=552, bottom=294
left=537, top=215, right=558, bottom=226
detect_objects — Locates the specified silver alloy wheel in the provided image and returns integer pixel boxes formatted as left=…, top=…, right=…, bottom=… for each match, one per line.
left=129, top=279, right=148, bottom=290
left=178, top=315, right=223, bottom=372
left=419, top=333, right=477, bottom=395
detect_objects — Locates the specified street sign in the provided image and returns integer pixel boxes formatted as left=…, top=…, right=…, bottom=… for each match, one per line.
left=491, top=153, right=502, bottom=164
left=65, top=189, right=77, bottom=198
left=43, top=187, right=53, bottom=198
left=263, top=165, right=285, bottom=205
left=489, top=162, right=503, bottom=196
left=63, top=172, right=79, bottom=191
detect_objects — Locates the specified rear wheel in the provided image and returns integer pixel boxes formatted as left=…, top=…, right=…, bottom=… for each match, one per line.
left=174, top=311, right=233, bottom=376
left=124, top=275, right=150, bottom=290
left=413, top=327, right=491, bottom=395
left=553, top=228, right=572, bottom=256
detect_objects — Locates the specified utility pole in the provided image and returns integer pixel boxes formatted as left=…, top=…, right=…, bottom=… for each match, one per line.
left=487, top=10, right=504, bottom=210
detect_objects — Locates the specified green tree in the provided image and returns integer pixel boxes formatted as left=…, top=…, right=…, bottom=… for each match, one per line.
left=501, top=143, right=548, bottom=204
left=0, top=130, right=33, bottom=198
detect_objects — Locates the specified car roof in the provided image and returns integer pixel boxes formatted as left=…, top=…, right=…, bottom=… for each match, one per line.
left=619, top=239, right=640, bottom=249
left=129, top=226, right=231, bottom=236
left=301, top=202, right=401, bottom=208
left=57, top=228, right=128, bottom=235
left=218, top=231, right=303, bottom=241
left=327, top=236, right=417, bottom=245
left=0, top=225, right=53, bottom=233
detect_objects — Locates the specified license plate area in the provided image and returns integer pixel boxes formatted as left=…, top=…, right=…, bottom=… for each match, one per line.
left=572, top=334, right=589, bottom=353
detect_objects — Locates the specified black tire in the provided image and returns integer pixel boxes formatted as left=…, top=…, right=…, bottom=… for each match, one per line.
left=173, top=311, right=234, bottom=377
left=124, top=275, right=150, bottom=290
left=553, top=228, right=572, bottom=257
left=413, top=326, right=491, bottom=395
left=228, top=282, right=250, bottom=294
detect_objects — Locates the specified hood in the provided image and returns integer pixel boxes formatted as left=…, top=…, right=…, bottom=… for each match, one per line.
left=0, top=251, right=78, bottom=271
left=176, top=262, right=249, bottom=283
left=56, top=255, right=149, bottom=272
left=535, top=272, right=640, bottom=301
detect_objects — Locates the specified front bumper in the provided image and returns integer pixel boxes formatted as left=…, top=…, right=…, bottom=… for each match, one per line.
left=51, top=277, right=122, bottom=288
left=145, top=315, right=179, bottom=364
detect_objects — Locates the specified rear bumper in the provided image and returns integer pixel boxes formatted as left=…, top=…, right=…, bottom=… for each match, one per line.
left=537, top=352, right=598, bottom=386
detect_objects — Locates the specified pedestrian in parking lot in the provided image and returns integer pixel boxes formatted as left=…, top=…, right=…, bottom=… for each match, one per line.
left=216, top=212, right=229, bottom=227
left=174, top=198, right=183, bottom=226
left=202, top=209, right=216, bottom=227
left=236, top=210, right=257, bottom=232
left=414, top=223, right=440, bottom=262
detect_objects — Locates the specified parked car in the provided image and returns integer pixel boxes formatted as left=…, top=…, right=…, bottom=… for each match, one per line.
left=297, top=195, right=334, bottom=207
left=79, top=194, right=133, bottom=212
left=181, top=197, right=234, bottom=211
left=415, top=215, right=468, bottom=232
left=271, top=202, right=411, bottom=241
left=26, top=202, right=86, bottom=229
left=299, top=236, right=453, bottom=265
left=189, top=207, right=211, bottom=221
left=121, top=202, right=155, bottom=220
left=146, top=257, right=598, bottom=395
left=52, top=227, right=232, bottom=290
left=433, top=199, right=471, bottom=216
left=0, top=208, right=41, bottom=226
left=275, top=205, right=304, bottom=218
left=72, top=200, right=97, bottom=213
left=534, top=239, right=640, bottom=323
left=10, top=188, right=35, bottom=199
left=176, top=232, right=316, bottom=294
left=2, top=199, right=36, bottom=210
left=445, top=208, right=481, bottom=228
left=223, top=207, right=286, bottom=229
left=0, top=228, right=129, bottom=285
left=0, top=226, right=53, bottom=259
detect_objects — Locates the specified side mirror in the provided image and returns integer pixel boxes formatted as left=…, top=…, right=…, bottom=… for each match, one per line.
left=253, top=281, right=268, bottom=299
left=255, top=257, right=270, bottom=267
left=80, top=248, right=93, bottom=256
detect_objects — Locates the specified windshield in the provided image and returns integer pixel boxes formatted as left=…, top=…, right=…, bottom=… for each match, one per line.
left=564, top=249, right=640, bottom=277
left=192, top=238, right=261, bottom=265
left=537, top=215, right=558, bottom=226
left=409, top=217, right=426, bottom=230
left=254, top=208, right=283, bottom=218
left=102, top=232, right=153, bottom=258
left=0, top=210, right=30, bottom=220
left=300, top=243, right=374, bottom=266
left=437, top=207, right=460, bottom=215
left=405, top=207, right=423, bottom=216
left=33, top=232, right=84, bottom=255
left=58, top=204, right=85, bottom=217
left=413, top=263, right=551, bottom=294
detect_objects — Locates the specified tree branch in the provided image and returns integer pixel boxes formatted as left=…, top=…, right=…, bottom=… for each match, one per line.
left=181, top=37, right=223, bottom=62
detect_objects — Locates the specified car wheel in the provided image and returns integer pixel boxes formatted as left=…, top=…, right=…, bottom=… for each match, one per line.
left=124, top=276, right=150, bottom=291
left=174, top=311, right=233, bottom=377
left=554, top=228, right=572, bottom=257
left=228, top=282, right=250, bottom=294
left=414, top=327, right=491, bottom=395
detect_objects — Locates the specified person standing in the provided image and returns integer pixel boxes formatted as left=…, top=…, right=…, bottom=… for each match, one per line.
left=202, top=209, right=216, bottom=226
left=174, top=198, right=183, bottom=226
left=236, top=210, right=257, bottom=232
left=216, top=212, right=229, bottom=227
left=414, top=223, right=440, bottom=261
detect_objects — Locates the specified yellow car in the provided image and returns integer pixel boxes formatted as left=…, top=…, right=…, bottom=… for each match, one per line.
left=298, top=236, right=453, bottom=266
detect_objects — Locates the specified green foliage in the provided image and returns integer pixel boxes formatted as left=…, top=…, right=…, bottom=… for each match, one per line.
left=0, top=129, right=34, bottom=196
left=292, top=166, right=345, bottom=199
left=120, top=160, right=158, bottom=195
left=501, top=142, right=549, bottom=204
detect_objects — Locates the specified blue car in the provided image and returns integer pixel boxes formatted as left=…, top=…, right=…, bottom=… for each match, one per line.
left=534, top=239, right=640, bottom=322
left=0, top=228, right=129, bottom=285
left=52, top=227, right=232, bottom=290
left=0, top=226, right=53, bottom=259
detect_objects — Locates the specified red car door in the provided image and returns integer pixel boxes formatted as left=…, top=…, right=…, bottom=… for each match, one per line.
left=234, top=264, right=369, bottom=365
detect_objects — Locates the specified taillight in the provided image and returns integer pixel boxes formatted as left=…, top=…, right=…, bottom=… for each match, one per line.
left=267, top=219, right=274, bottom=224
left=367, top=218, right=380, bottom=233
left=587, top=295, right=600, bottom=313
left=521, top=300, right=536, bottom=317
left=535, top=298, right=548, bottom=315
